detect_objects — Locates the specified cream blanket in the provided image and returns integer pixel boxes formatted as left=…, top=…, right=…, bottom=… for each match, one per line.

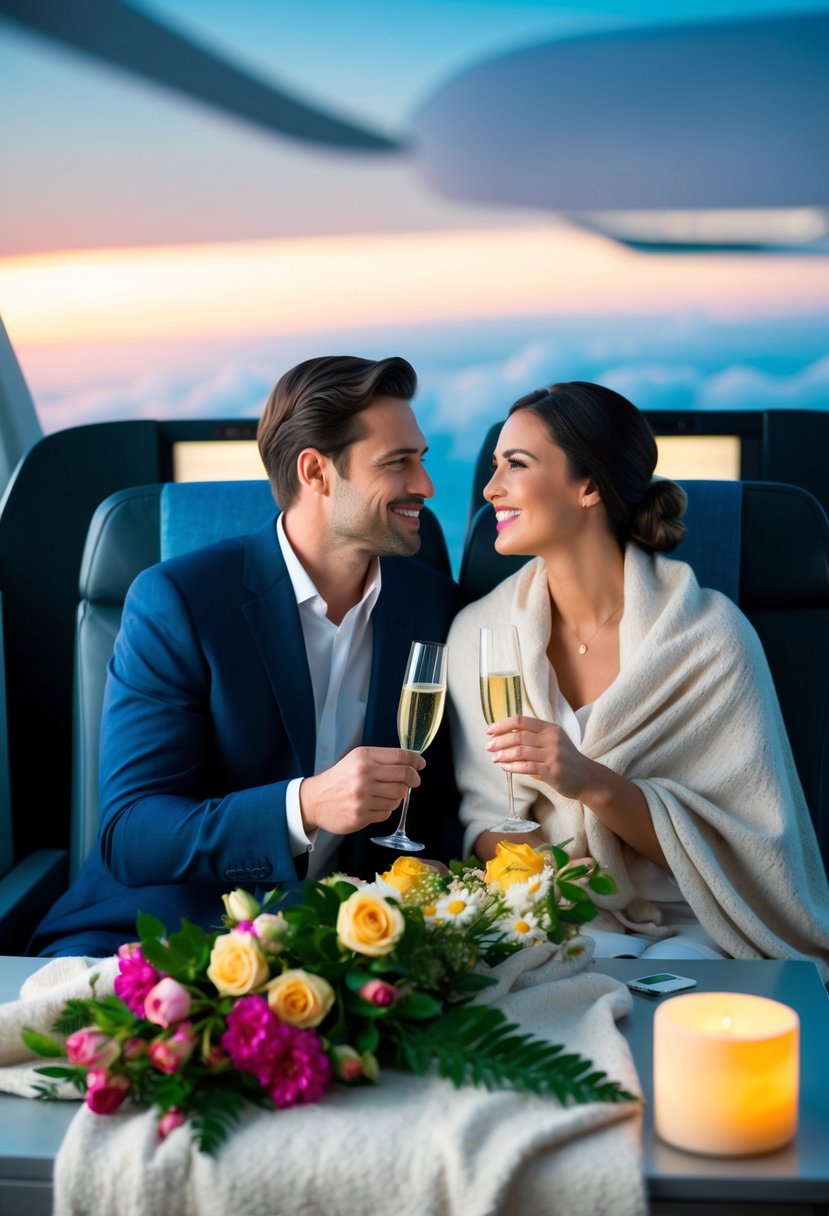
left=0, top=951, right=644, bottom=1216
left=448, top=547, right=829, bottom=980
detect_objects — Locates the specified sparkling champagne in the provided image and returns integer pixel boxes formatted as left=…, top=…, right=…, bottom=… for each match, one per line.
left=397, top=682, right=446, bottom=753
left=479, top=672, right=523, bottom=725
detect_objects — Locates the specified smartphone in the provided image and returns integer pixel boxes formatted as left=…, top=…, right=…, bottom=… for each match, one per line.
left=626, top=972, right=698, bottom=996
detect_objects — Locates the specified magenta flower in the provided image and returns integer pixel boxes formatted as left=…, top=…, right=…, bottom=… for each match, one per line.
left=85, top=1069, right=130, bottom=1115
left=357, top=978, right=400, bottom=1007
left=147, top=1021, right=198, bottom=1075
left=158, top=1107, right=186, bottom=1140
left=144, top=977, right=192, bottom=1028
left=114, top=943, right=162, bottom=1017
left=65, top=1028, right=120, bottom=1070
left=221, top=995, right=331, bottom=1108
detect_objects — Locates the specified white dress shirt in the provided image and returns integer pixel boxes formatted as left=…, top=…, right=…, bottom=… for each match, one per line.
left=277, top=514, right=381, bottom=878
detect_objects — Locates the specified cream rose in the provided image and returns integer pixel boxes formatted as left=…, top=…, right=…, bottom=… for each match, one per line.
left=267, top=969, right=335, bottom=1028
left=336, top=891, right=405, bottom=957
left=484, top=841, right=545, bottom=891
left=206, top=930, right=269, bottom=996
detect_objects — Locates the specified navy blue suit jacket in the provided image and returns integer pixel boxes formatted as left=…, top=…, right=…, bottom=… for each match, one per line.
left=32, top=518, right=463, bottom=956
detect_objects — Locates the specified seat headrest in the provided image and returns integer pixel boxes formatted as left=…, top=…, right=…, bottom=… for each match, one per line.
left=739, top=481, right=829, bottom=609
left=79, top=485, right=163, bottom=604
left=161, top=481, right=276, bottom=560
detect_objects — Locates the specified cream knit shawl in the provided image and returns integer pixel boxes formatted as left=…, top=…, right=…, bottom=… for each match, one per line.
left=447, top=546, right=829, bottom=980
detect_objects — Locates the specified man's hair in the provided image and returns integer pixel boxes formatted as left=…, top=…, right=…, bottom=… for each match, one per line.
left=258, top=355, right=417, bottom=508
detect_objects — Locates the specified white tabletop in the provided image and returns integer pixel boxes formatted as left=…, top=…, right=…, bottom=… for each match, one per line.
left=1, top=954, right=827, bottom=1212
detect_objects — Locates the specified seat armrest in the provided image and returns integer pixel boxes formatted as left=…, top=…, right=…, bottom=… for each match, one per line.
left=0, top=850, right=68, bottom=954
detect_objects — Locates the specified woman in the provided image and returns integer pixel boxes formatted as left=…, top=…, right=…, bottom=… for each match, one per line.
left=447, top=381, right=829, bottom=974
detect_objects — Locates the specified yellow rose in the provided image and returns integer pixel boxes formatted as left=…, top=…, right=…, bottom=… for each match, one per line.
left=484, top=841, right=545, bottom=891
left=380, top=856, right=434, bottom=895
left=267, top=969, right=335, bottom=1028
left=336, top=892, right=405, bottom=957
left=207, top=930, right=269, bottom=996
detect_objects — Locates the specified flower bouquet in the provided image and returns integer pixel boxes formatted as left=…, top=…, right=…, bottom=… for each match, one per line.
left=24, top=841, right=635, bottom=1153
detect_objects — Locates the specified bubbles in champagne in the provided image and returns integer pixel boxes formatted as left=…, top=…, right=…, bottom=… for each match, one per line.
left=397, top=683, right=446, bottom=752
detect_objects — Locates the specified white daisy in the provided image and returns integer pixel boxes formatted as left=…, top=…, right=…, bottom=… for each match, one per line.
left=503, top=871, right=552, bottom=912
left=435, top=892, right=480, bottom=926
left=499, top=910, right=546, bottom=946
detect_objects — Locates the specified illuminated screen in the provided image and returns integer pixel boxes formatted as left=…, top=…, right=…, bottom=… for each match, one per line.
left=172, top=440, right=264, bottom=482
left=654, top=435, right=741, bottom=481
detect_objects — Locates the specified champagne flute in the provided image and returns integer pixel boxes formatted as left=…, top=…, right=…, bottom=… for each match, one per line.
left=479, top=625, right=540, bottom=833
left=371, top=641, right=448, bottom=852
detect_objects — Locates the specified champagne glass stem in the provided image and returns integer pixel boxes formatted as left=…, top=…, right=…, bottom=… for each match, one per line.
left=393, top=789, right=413, bottom=839
left=506, top=771, right=516, bottom=818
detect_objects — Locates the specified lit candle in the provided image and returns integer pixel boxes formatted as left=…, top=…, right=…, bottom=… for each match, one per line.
left=654, top=992, right=799, bottom=1156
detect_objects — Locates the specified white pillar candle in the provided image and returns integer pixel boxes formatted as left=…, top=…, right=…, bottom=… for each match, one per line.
left=654, top=992, right=799, bottom=1156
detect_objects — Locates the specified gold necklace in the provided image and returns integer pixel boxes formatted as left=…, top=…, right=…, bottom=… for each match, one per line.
left=561, top=603, right=622, bottom=655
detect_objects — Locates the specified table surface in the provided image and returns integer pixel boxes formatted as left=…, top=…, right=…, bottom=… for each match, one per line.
left=0, top=954, right=828, bottom=1207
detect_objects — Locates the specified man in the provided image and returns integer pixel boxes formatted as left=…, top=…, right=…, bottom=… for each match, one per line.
left=32, top=356, right=462, bottom=956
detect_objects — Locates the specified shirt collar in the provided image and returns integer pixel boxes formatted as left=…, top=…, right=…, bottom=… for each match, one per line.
left=276, top=512, right=382, bottom=614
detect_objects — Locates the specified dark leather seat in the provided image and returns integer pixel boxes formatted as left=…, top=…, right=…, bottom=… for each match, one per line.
left=71, top=481, right=452, bottom=877
left=459, top=480, right=829, bottom=866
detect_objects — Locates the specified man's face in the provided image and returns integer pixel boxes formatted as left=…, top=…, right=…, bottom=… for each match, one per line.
left=328, top=396, right=434, bottom=558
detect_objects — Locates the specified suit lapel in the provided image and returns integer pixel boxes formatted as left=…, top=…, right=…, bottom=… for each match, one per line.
left=240, top=519, right=317, bottom=774
left=364, top=561, right=414, bottom=747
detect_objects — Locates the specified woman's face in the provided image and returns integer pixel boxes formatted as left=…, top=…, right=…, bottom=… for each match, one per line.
left=483, top=409, right=592, bottom=557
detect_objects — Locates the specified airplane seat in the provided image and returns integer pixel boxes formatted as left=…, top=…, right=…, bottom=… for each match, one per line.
left=459, top=480, right=829, bottom=870
left=0, top=590, right=67, bottom=951
left=71, top=481, right=453, bottom=876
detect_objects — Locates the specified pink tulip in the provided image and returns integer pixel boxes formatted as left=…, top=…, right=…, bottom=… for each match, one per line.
left=144, top=977, right=192, bottom=1028
left=65, top=1029, right=120, bottom=1070
left=357, top=979, right=400, bottom=1007
left=158, top=1107, right=186, bottom=1140
left=85, top=1069, right=130, bottom=1115
left=148, top=1021, right=198, bottom=1075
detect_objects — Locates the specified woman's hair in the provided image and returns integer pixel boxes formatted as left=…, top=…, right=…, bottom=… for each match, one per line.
left=508, top=381, right=687, bottom=553
left=258, top=355, right=417, bottom=508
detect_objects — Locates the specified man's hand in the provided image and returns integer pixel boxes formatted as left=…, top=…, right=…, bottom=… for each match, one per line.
left=299, top=746, right=425, bottom=836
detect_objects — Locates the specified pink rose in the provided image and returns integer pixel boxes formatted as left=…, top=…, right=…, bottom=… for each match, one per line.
left=357, top=979, right=400, bottom=1007
left=148, top=1022, right=198, bottom=1075
left=85, top=1069, right=130, bottom=1115
left=65, top=1029, right=120, bottom=1070
left=158, top=1107, right=186, bottom=1140
left=144, top=978, right=192, bottom=1028
left=121, top=1037, right=148, bottom=1062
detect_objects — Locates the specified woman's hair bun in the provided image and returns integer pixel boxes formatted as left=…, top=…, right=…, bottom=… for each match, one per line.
left=629, top=479, right=688, bottom=553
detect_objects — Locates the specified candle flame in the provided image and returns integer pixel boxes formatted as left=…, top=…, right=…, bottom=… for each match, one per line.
left=720, top=1015, right=734, bottom=1034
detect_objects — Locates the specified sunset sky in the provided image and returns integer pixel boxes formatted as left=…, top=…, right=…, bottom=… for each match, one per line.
left=1, top=0, right=827, bottom=565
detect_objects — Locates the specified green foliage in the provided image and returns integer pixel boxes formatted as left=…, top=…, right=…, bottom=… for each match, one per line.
left=52, top=999, right=98, bottom=1037
left=21, top=1028, right=63, bottom=1057
left=401, top=1006, right=637, bottom=1107
left=191, top=1088, right=246, bottom=1156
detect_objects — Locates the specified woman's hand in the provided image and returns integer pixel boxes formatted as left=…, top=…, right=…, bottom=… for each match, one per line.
left=485, top=715, right=668, bottom=869
left=485, top=715, right=597, bottom=801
